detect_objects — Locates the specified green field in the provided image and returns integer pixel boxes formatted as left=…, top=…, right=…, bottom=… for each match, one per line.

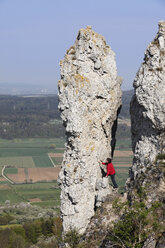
left=0, top=188, right=23, bottom=204
left=116, top=138, right=131, bottom=150
left=0, top=138, right=65, bottom=169
left=0, top=137, right=132, bottom=208
left=0, top=138, right=65, bottom=157
left=0, top=138, right=65, bottom=148
left=13, top=182, right=60, bottom=202
left=30, top=200, right=60, bottom=208
left=32, top=155, right=53, bottom=167
left=0, top=182, right=60, bottom=205
left=0, top=166, right=3, bottom=176
left=51, top=157, right=63, bottom=165
left=0, top=156, right=35, bottom=167
left=113, top=156, right=133, bottom=162
left=115, top=167, right=130, bottom=192
left=4, top=167, right=18, bottom=174
left=0, top=179, right=8, bottom=184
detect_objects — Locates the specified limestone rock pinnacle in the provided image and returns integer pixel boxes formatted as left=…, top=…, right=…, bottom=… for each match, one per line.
left=58, top=26, right=122, bottom=233
left=130, top=20, right=165, bottom=178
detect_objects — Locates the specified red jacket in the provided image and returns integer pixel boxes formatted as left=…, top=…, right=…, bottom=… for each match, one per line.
left=102, top=162, right=115, bottom=176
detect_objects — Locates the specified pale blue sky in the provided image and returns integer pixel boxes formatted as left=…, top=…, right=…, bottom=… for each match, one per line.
left=0, top=0, right=164, bottom=91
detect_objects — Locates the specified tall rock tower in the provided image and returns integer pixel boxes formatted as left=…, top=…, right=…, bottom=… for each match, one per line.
left=130, top=21, right=165, bottom=178
left=58, top=26, right=122, bottom=233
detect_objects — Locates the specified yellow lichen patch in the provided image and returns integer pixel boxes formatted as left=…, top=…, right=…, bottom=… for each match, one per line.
left=64, top=54, right=70, bottom=61
left=74, top=74, right=89, bottom=83
left=79, top=26, right=94, bottom=38
left=91, top=146, right=95, bottom=152
left=109, top=89, right=115, bottom=99
left=73, top=74, right=90, bottom=95
left=76, top=89, right=79, bottom=95
left=66, top=164, right=70, bottom=168
left=59, top=60, right=63, bottom=66
left=86, top=25, right=92, bottom=30
left=88, top=119, right=92, bottom=124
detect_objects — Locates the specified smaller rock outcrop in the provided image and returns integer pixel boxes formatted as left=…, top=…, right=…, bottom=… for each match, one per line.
left=130, top=20, right=165, bottom=178
left=126, top=20, right=165, bottom=248
left=58, top=26, right=122, bottom=233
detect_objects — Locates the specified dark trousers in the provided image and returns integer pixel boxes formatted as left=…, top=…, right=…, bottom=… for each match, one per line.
left=110, top=173, right=118, bottom=188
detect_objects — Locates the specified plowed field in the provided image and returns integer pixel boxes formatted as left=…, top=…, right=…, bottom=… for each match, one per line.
left=28, top=168, right=60, bottom=182
left=7, top=168, right=26, bottom=182
left=114, top=150, right=133, bottom=157
left=0, top=177, right=6, bottom=182
left=48, top=153, right=63, bottom=157
left=7, top=167, right=61, bottom=183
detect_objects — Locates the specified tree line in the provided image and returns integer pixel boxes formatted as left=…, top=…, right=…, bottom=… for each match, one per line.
left=0, top=216, right=62, bottom=248
left=0, top=95, right=65, bottom=139
left=0, top=91, right=133, bottom=140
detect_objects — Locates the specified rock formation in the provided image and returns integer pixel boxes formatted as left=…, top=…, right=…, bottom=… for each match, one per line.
left=82, top=21, right=165, bottom=248
left=58, top=26, right=122, bottom=233
left=125, top=20, right=165, bottom=248
left=130, top=20, right=165, bottom=178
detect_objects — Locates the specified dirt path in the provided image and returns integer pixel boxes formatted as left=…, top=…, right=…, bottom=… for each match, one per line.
left=1, top=165, right=15, bottom=184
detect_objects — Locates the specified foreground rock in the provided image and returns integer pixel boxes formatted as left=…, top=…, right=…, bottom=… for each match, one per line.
left=58, top=26, right=122, bottom=233
left=130, top=20, right=165, bottom=178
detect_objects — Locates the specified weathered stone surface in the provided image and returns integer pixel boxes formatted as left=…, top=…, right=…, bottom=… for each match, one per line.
left=130, top=20, right=165, bottom=178
left=58, top=26, right=122, bottom=233
left=126, top=21, right=165, bottom=248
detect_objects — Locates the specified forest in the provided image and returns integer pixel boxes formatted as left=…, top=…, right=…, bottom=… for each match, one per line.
left=0, top=90, right=133, bottom=140
left=0, top=95, right=64, bottom=139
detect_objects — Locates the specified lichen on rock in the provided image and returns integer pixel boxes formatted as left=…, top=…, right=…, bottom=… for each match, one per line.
left=130, top=20, right=165, bottom=178
left=58, top=26, right=122, bottom=233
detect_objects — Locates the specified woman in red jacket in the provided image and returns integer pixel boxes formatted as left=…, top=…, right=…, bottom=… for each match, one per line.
left=100, top=158, right=118, bottom=188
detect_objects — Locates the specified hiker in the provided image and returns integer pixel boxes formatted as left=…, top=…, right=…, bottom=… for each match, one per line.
left=100, top=158, right=118, bottom=188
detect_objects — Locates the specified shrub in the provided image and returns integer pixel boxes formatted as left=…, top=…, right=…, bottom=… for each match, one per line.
left=0, top=228, right=27, bottom=248
left=52, top=216, right=62, bottom=239
left=64, top=229, right=82, bottom=248
left=11, top=225, right=26, bottom=239
left=156, top=153, right=165, bottom=160
left=0, top=213, right=14, bottom=225
left=107, top=199, right=162, bottom=248
left=48, top=144, right=56, bottom=149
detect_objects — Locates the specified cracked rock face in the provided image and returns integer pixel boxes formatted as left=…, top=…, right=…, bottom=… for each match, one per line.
left=130, top=21, right=165, bottom=178
left=58, top=26, right=122, bottom=233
